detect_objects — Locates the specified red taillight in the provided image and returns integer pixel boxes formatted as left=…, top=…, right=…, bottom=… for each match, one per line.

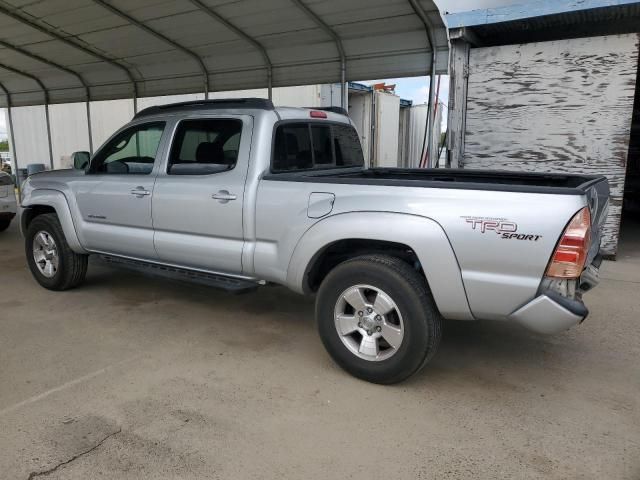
left=546, top=207, right=591, bottom=278
left=310, top=110, right=327, bottom=119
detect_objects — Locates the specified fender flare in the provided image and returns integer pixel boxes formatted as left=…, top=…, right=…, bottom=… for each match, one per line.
left=286, top=212, right=474, bottom=320
left=21, top=189, right=88, bottom=254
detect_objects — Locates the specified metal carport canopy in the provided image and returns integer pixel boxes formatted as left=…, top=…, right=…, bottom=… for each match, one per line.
left=0, top=0, right=448, bottom=108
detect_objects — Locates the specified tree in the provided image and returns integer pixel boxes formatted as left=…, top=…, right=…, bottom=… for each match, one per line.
left=0, top=140, right=8, bottom=152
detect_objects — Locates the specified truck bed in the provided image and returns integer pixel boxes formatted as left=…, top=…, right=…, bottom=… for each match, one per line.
left=263, top=168, right=606, bottom=195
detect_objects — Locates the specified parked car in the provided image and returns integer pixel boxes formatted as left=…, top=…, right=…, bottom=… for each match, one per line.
left=0, top=171, right=16, bottom=232
left=19, top=99, right=609, bottom=384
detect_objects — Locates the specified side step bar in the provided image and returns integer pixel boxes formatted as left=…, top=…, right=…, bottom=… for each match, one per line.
left=96, top=255, right=260, bottom=293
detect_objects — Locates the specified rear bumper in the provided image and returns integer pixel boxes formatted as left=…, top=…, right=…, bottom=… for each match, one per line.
left=509, top=290, right=588, bottom=334
left=509, top=258, right=600, bottom=335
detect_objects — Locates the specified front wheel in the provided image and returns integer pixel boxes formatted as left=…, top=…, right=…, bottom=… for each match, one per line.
left=25, top=213, right=88, bottom=291
left=316, top=254, right=442, bottom=384
left=0, top=218, right=10, bottom=232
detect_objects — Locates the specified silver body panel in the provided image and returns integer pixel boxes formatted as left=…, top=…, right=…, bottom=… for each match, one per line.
left=20, top=106, right=603, bottom=331
left=75, top=173, right=158, bottom=259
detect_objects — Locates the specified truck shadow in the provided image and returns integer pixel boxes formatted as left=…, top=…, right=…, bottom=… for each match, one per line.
left=83, top=260, right=584, bottom=391
left=83, top=260, right=315, bottom=325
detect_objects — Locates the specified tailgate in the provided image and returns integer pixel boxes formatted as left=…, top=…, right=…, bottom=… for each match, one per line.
left=584, top=177, right=610, bottom=263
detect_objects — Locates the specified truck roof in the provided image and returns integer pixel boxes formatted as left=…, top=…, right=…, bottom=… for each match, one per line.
left=133, top=98, right=351, bottom=124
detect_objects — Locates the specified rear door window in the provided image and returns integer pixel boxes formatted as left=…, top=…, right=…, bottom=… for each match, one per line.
left=168, top=119, right=243, bottom=175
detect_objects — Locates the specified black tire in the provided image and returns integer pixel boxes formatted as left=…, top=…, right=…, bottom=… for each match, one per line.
left=25, top=213, right=88, bottom=291
left=0, top=218, right=10, bottom=232
left=316, top=254, right=442, bottom=384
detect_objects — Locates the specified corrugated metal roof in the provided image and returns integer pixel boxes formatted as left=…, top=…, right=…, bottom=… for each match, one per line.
left=0, top=0, right=448, bottom=107
left=446, top=0, right=640, bottom=46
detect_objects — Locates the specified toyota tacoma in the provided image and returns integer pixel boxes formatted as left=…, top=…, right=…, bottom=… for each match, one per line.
left=20, top=99, right=609, bottom=384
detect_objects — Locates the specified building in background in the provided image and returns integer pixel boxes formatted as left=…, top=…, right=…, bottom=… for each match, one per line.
left=348, top=82, right=443, bottom=169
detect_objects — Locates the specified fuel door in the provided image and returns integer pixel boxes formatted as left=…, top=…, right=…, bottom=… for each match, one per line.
left=307, top=192, right=335, bottom=219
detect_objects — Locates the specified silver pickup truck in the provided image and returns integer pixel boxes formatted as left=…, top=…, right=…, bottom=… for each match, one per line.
left=20, top=99, right=609, bottom=384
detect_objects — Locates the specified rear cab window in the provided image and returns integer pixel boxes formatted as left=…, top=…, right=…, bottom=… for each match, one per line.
left=272, top=122, right=364, bottom=173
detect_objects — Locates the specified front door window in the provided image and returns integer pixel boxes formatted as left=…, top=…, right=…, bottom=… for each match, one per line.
left=89, top=122, right=165, bottom=175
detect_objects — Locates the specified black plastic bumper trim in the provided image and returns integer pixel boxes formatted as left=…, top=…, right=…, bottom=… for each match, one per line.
left=592, top=254, right=603, bottom=269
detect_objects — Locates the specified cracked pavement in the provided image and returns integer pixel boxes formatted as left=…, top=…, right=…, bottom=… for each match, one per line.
left=1, top=219, right=639, bottom=479
left=27, top=428, right=121, bottom=479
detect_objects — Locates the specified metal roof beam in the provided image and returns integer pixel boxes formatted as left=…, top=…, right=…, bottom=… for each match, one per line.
left=0, top=63, right=48, bottom=109
left=0, top=3, right=139, bottom=111
left=92, top=0, right=210, bottom=99
left=448, top=26, right=484, bottom=47
left=0, top=63, right=53, bottom=168
left=0, top=80, right=10, bottom=100
left=408, top=0, right=438, bottom=75
left=0, top=39, right=88, bottom=96
left=290, top=0, right=347, bottom=109
left=0, top=39, right=95, bottom=151
left=188, top=0, right=273, bottom=99
left=408, top=0, right=438, bottom=168
left=0, top=80, right=19, bottom=187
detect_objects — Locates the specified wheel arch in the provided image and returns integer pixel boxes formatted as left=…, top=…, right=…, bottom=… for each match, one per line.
left=287, top=212, right=474, bottom=321
left=304, top=238, right=421, bottom=292
left=21, top=189, right=87, bottom=254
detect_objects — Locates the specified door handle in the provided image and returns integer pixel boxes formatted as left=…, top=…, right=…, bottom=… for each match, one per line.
left=130, top=187, right=151, bottom=197
left=212, top=190, right=237, bottom=203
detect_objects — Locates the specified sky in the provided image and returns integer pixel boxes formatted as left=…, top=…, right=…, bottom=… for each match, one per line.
left=0, top=0, right=523, bottom=141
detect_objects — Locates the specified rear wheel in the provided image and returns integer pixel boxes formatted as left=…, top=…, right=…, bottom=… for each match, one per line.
left=25, top=213, right=88, bottom=291
left=316, top=254, right=442, bottom=384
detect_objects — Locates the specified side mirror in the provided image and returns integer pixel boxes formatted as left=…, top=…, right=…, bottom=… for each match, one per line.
left=72, top=151, right=90, bottom=170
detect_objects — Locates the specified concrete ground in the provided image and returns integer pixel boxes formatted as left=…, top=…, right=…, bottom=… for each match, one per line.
left=1, top=217, right=639, bottom=480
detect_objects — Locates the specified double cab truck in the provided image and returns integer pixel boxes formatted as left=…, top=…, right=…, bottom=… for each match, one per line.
left=20, top=99, right=609, bottom=384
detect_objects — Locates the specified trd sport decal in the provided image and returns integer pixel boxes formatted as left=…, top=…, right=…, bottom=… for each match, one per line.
left=461, top=216, right=542, bottom=241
